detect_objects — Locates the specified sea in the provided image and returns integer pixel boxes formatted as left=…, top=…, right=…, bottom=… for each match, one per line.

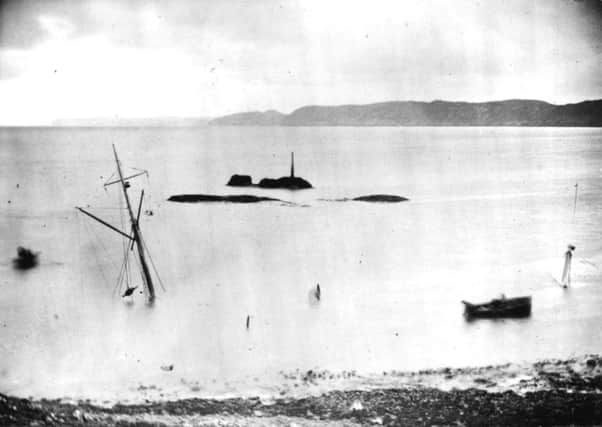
left=1, top=125, right=601, bottom=403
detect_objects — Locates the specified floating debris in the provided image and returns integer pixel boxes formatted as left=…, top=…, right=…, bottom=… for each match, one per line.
left=122, top=287, right=138, bottom=298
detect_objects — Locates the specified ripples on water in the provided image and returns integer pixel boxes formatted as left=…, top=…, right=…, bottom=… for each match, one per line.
left=0, top=126, right=601, bottom=401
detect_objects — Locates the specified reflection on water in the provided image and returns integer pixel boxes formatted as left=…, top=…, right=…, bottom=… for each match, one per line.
left=0, top=126, right=601, bottom=401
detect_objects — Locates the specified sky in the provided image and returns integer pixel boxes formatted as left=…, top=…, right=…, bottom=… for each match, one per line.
left=0, top=0, right=601, bottom=125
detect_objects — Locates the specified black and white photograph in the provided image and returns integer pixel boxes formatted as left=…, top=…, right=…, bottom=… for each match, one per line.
left=1, top=0, right=602, bottom=425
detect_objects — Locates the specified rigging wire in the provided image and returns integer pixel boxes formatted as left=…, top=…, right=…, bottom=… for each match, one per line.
left=117, top=180, right=134, bottom=295
left=130, top=245, right=149, bottom=299
left=112, top=253, right=127, bottom=297
left=81, top=215, right=112, bottom=289
left=113, top=231, right=134, bottom=297
left=82, top=211, right=121, bottom=271
left=104, top=172, right=117, bottom=187
left=137, top=169, right=166, bottom=292
left=139, top=232, right=167, bottom=292
left=130, top=166, right=148, bottom=174
left=145, top=172, right=153, bottom=212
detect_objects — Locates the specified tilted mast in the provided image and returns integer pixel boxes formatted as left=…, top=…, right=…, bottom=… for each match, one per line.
left=76, top=145, right=156, bottom=302
left=112, top=145, right=156, bottom=302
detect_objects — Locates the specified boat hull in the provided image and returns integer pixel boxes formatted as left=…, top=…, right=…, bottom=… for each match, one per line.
left=462, top=296, right=531, bottom=319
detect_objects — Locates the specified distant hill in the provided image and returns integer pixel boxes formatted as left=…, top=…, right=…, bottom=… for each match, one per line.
left=52, top=117, right=211, bottom=127
left=209, top=99, right=602, bottom=127
left=209, top=110, right=285, bottom=126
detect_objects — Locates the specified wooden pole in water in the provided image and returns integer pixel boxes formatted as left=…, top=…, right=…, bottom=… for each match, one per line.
left=112, top=145, right=156, bottom=302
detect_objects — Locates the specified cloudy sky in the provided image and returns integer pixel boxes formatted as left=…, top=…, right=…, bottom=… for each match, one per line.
left=0, top=0, right=601, bottom=124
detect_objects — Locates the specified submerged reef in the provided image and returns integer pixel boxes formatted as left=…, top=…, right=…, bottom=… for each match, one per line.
left=352, top=194, right=408, bottom=203
left=321, top=194, right=409, bottom=203
left=168, top=194, right=283, bottom=203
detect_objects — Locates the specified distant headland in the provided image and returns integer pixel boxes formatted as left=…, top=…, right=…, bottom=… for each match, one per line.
left=52, top=117, right=211, bottom=127
left=209, top=99, right=602, bottom=127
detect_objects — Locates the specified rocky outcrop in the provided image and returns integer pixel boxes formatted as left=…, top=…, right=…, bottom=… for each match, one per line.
left=226, top=175, right=253, bottom=187
left=168, top=194, right=282, bottom=203
left=353, top=195, right=409, bottom=203
left=12, top=246, right=39, bottom=270
left=257, top=176, right=312, bottom=190
left=321, top=195, right=409, bottom=203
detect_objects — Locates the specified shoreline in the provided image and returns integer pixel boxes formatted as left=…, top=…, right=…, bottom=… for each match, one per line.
left=3, top=355, right=602, bottom=426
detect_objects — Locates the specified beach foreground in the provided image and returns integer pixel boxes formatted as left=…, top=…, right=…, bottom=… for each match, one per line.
left=3, top=355, right=602, bottom=426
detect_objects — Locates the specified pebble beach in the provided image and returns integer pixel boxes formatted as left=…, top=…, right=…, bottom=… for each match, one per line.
left=3, top=355, right=602, bottom=426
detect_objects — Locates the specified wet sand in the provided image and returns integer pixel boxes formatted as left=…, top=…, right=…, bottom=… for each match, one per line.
left=3, top=355, right=602, bottom=426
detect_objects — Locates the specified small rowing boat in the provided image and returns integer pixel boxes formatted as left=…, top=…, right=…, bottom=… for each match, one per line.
left=462, top=295, right=531, bottom=319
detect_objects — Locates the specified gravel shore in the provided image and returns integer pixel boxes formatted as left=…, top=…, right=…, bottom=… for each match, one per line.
left=3, top=355, right=602, bottom=426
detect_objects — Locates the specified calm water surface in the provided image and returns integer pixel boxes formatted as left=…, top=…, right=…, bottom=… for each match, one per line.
left=1, top=126, right=601, bottom=401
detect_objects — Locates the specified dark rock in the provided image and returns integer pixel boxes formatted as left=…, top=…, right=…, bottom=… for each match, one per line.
left=12, top=246, right=39, bottom=270
left=227, top=174, right=253, bottom=187
left=588, top=375, right=602, bottom=389
left=586, top=359, right=597, bottom=368
left=353, top=195, right=409, bottom=203
left=258, top=176, right=312, bottom=190
left=168, top=194, right=283, bottom=203
left=322, top=195, right=410, bottom=203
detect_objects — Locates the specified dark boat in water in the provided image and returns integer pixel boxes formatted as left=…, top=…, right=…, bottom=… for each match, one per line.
left=13, top=246, right=39, bottom=270
left=462, top=295, right=531, bottom=319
